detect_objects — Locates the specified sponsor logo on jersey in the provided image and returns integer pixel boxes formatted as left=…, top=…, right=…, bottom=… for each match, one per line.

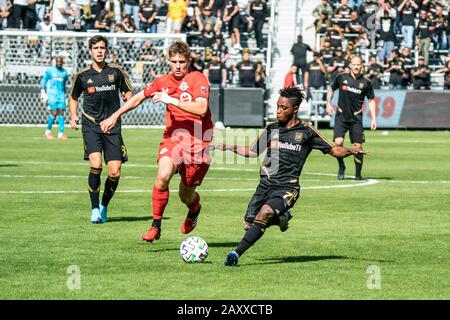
left=180, top=92, right=192, bottom=102
left=108, top=74, right=115, bottom=83
left=341, top=85, right=362, bottom=94
left=278, top=141, right=302, bottom=152
left=179, top=81, right=189, bottom=91
left=87, top=84, right=116, bottom=94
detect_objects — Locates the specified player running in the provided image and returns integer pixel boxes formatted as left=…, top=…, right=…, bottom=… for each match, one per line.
left=326, top=55, right=377, bottom=180
left=212, top=87, right=367, bottom=266
left=100, top=40, right=213, bottom=242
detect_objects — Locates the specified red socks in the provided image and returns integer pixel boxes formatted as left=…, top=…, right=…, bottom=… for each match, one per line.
left=187, top=192, right=200, bottom=213
left=152, top=185, right=169, bottom=220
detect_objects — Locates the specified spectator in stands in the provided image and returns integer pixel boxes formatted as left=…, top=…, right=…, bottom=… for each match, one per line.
left=326, top=21, right=344, bottom=50
left=313, top=0, right=334, bottom=17
left=211, top=35, right=230, bottom=63
left=344, top=41, right=356, bottom=60
left=320, top=37, right=334, bottom=67
left=346, top=10, right=364, bottom=37
left=284, top=64, right=302, bottom=88
left=250, top=0, right=269, bottom=49
left=433, top=5, right=447, bottom=51
left=366, top=55, right=384, bottom=89
left=204, top=52, right=227, bottom=88
left=0, top=0, right=8, bottom=29
left=223, top=0, right=240, bottom=49
left=327, top=47, right=346, bottom=83
left=3, top=0, right=14, bottom=28
left=416, top=9, right=435, bottom=65
left=124, top=0, right=141, bottom=30
left=290, top=35, right=313, bottom=75
left=398, top=0, right=419, bottom=49
left=51, top=0, right=73, bottom=30
left=385, top=49, right=405, bottom=89
left=412, top=56, right=431, bottom=90
left=358, top=0, right=379, bottom=49
left=436, top=60, right=450, bottom=90
left=376, top=1, right=397, bottom=64
left=349, top=0, right=363, bottom=9
left=234, top=48, right=257, bottom=87
left=201, top=20, right=216, bottom=47
left=400, top=46, right=414, bottom=88
left=182, top=13, right=201, bottom=46
left=334, top=0, right=352, bottom=30
left=190, top=50, right=205, bottom=72
left=12, top=0, right=27, bottom=29
left=255, top=60, right=266, bottom=91
left=36, top=13, right=56, bottom=31
left=304, top=51, right=328, bottom=115
left=167, top=0, right=187, bottom=33
left=354, top=32, right=370, bottom=52
left=94, top=8, right=112, bottom=31
left=139, top=0, right=158, bottom=33
left=196, top=5, right=221, bottom=34
left=35, top=0, right=49, bottom=23
left=122, top=14, right=137, bottom=32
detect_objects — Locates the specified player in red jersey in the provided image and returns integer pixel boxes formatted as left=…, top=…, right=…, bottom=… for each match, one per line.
left=100, top=41, right=213, bottom=242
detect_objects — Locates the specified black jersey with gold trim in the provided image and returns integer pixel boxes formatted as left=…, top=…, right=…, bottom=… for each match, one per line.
left=70, top=63, right=132, bottom=133
left=250, top=121, right=334, bottom=186
left=331, top=73, right=375, bottom=122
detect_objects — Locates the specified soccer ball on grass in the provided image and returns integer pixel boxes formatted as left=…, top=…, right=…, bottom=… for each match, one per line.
left=179, top=236, right=208, bottom=263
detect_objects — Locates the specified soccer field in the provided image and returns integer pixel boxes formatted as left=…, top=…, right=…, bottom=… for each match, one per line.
left=0, top=126, right=449, bottom=299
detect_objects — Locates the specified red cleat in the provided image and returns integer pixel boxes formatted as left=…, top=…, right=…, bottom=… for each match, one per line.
left=181, top=215, right=198, bottom=234
left=142, top=226, right=160, bottom=242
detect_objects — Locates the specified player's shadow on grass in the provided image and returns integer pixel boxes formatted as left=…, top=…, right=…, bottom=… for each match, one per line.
left=0, top=164, right=19, bottom=167
left=108, top=216, right=171, bottom=223
left=252, top=255, right=393, bottom=265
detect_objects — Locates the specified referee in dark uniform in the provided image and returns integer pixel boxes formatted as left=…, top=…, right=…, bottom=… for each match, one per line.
left=326, top=55, right=377, bottom=181
left=69, top=35, right=133, bottom=224
left=213, top=87, right=367, bottom=266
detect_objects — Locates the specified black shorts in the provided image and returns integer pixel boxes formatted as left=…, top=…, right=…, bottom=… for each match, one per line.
left=333, top=114, right=365, bottom=144
left=244, top=182, right=300, bottom=223
left=82, top=130, right=128, bottom=163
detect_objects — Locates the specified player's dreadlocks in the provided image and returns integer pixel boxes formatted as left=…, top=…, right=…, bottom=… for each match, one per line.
left=279, top=87, right=304, bottom=107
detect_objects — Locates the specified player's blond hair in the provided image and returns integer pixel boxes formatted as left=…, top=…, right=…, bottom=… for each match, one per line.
left=167, top=41, right=191, bottom=60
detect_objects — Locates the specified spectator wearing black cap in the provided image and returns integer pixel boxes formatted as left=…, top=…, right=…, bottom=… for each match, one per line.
left=412, top=56, right=431, bottom=90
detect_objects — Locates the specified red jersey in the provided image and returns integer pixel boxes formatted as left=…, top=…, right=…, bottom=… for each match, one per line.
left=144, top=71, right=213, bottom=142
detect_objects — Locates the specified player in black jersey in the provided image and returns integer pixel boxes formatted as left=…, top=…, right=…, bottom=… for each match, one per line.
left=69, top=35, right=133, bottom=224
left=326, top=55, right=377, bottom=181
left=212, top=87, right=367, bottom=266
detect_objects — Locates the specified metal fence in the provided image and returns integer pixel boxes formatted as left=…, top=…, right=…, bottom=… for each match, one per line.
left=0, top=31, right=185, bottom=126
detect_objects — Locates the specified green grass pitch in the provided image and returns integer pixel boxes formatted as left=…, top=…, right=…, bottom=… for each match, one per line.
left=0, top=126, right=449, bottom=299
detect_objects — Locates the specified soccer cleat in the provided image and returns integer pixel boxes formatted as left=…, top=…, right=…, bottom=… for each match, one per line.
left=90, top=208, right=102, bottom=224
left=355, top=175, right=363, bottom=181
left=181, top=216, right=198, bottom=234
left=99, top=202, right=107, bottom=223
left=278, top=211, right=293, bottom=232
left=45, top=130, right=54, bottom=140
left=58, top=133, right=68, bottom=140
left=337, top=166, right=345, bottom=180
left=224, top=250, right=239, bottom=266
left=142, top=226, right=160, bottom=242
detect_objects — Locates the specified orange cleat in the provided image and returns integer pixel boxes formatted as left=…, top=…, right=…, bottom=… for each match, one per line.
left=141, top=226, right=160, bottom=242
left=58, top=133, right=68, bottom=140
left=181, top=215, right=198, bottom=234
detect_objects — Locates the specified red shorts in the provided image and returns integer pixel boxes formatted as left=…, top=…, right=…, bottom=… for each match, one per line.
left=158, top=138, right=211, bottom=187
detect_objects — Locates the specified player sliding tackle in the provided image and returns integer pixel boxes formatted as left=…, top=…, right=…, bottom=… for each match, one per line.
left=211, top=87, right=368, bottom=266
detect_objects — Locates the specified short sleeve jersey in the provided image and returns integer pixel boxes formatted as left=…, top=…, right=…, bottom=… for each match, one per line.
left=70, top=63, right=132, bottom=133
left=143, top=71, right=213, bottom=141
left=250, top=121, right=334, bottom=186
left=331, top=73, right=375, bottom=121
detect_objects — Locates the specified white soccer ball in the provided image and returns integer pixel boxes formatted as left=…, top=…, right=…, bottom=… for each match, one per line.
left=179, top=236, right=208, bottom=263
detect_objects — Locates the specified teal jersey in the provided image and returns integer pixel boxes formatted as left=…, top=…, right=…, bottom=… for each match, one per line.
left=40, top=66, right=69, bottom=104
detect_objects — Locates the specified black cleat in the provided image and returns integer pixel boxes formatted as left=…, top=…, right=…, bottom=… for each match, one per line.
left=355, top=175, right=363, bottom=181
left=337, top=166, right=345, bottom=180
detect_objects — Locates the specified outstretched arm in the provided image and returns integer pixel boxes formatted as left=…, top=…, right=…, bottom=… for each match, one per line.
left=329, top=145, right=368, bottom=158
left=211, top=144, right=258, bottom=158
